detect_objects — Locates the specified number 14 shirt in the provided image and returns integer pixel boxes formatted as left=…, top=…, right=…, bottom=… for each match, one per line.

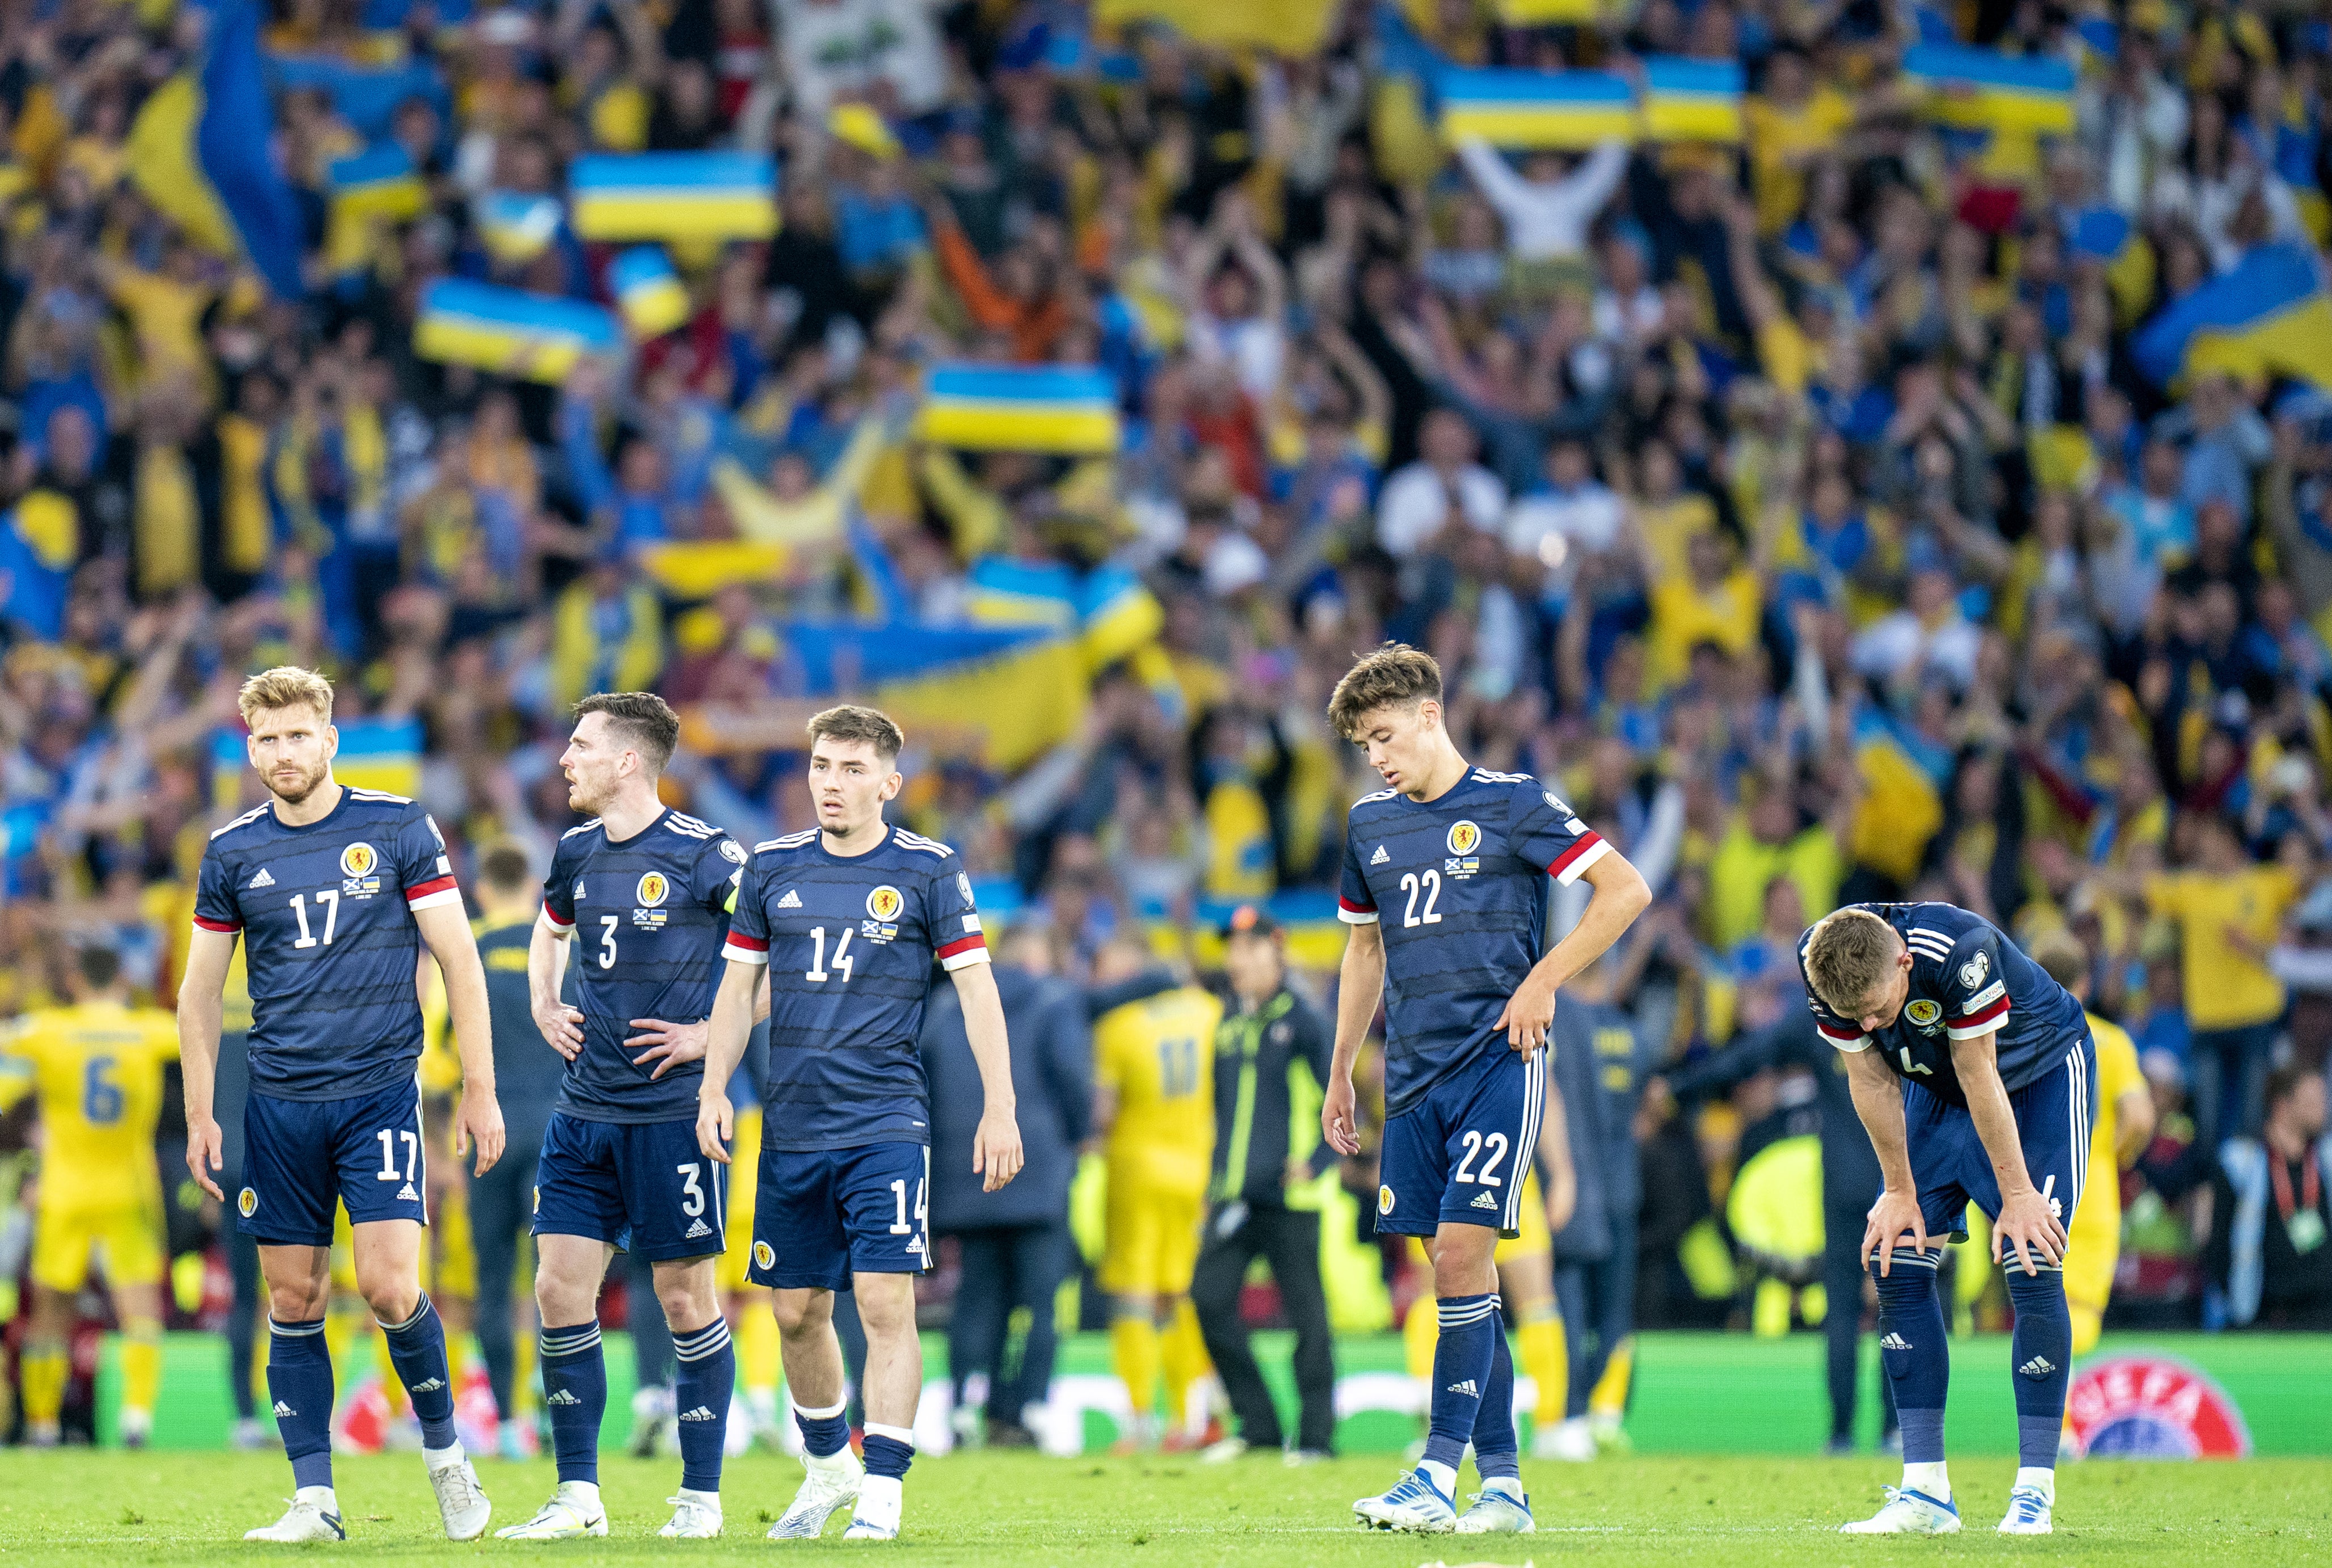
left=722, top=824, right=988, bottom=1153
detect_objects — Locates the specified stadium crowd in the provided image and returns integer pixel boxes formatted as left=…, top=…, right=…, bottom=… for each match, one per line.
left=3, top=0, right=2332, bottom=1461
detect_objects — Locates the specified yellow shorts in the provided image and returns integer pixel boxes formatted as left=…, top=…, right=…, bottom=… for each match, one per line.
left=1100, top=1179, right=1204, bottom=1298
left=32, top=1194, right=165, bottom=1292
left=717, top=1107, right=764, bottom=1296
left=2062, top=1194, right=2119, bottom=1318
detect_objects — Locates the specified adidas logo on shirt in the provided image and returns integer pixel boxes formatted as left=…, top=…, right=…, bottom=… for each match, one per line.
left=1370, top=845, right=1390, bottom=865
left=1470, top=1190, right=1500, bottom=1210
left=397, top=1183, right=419, bottom=1203
left=546, top=1390, right=581, bottom=1406
left=1446, top=1380, right=1479, bottom=1397
left=249, top=868, right=276, bottom=889
left=2018, top=1355, right=2057, bottom=1378
left=678, top=1406, right=718, bottom=1422
left=685, top=1219, right=714, bottom=1239
left=273, top=1401, right=295, bottom=1418
left=1880, top=1333, right=1913, bottom=1351
left=777, top=889, right=803, bottom=909
left=409, top=1378, right=445, bottom=1394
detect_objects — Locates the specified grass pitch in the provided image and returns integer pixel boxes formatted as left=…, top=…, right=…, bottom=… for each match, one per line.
left=0, top=1451, right=2322, bottom=1566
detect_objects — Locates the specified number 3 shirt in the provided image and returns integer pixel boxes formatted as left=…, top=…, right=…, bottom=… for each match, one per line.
left=1338, top=768, right=1607, bottom=1118
left=195, top=789, right=462, bottom=1102
left=540, top=808, right=746, bottom=1123
left=723, top=824, right=987, bottom=1152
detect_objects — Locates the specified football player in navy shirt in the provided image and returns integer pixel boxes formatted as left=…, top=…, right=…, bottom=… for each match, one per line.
left=1799, top=903, right=2097, bottom=1538
left=178, top=668, right=503, bottom=1544
left=1320, top=646, right=1650, bottom=1537
left=698, top=705, right=1024, bottom=1542
left=504, top=693, right=759, bottom=1542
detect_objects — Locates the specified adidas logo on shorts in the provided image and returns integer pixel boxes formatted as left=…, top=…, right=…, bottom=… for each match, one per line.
left=685, top=1219, right=714, bottom=1239
left=778, top=889, right=803, bottom=909
left=397, top=1183, right=419, bottom=1202
left=249, top=868, right=276, bottom=888
left=546, top=1390, right=581, bottom=1406
left=1880, top=1333, right=1912, bottom=1351
left=273, top=1401, right=295, bottom=1418
left=1470, top=1190, right=1500, bottom=1210
left=678, top=1406, right=718, bottom=1422
left=1370, top=845, right=1390, bottom=865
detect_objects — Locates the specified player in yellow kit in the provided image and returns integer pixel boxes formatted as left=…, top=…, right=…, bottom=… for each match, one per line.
left=1091, top=937, right=1222, bottom=1451
left=2028, top=936, right=2154, bottom=1358
left=6, top=946, right=180, bottom=1447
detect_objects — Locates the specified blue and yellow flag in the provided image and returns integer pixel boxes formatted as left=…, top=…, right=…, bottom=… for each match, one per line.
left=2132, top=242, right=2332, bottom=391
left=474, top=191, right=563, bottom=264
left=211, top=716, right=422, bottom=808
left=914, top=364, right=1122, bottom=454
left=1492, top=0, right=1605, bottom=22
left=569, top=152, right=777, bottom=242
left=0, top=490, right=78, bottom=639
left=329, top=144, right=427, bottom=221
left=1089, top=0, right=1339, bottom=56
left=1437, top=68, right=1638, bottom=149
left=414, top=279, right=620, bottom=383
left=1902, top=44, right=2076, bottom=136
left=1642, top=58, right=1744, bottom=143
left=126, top=0, right=304, bottom=298
left=610, top=247, right=691, bottom=337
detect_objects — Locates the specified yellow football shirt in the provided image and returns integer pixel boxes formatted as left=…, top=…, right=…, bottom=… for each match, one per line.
left=2083, top=1011, right=2142, bottom=1231
left=1096, top=985, right=1223, bottom=1197
left=6, top=1001, right=179, bottom=1209
left=2145, top=866, right=2296, bottom=1030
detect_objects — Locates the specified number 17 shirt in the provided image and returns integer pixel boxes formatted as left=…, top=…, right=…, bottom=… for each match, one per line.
left=722, top=824, right=988, bottom=1153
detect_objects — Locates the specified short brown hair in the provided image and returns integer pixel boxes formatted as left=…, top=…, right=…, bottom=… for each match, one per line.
left=2027, top=929, right=2088, bottom=992
left=477, top=840, right=533, bottom=894
left=1327, top=643, right=1443, bottom=740
left=239, top=667, right=335, bottom=725
left=807, top=704, right=904, bottom=762
left=575, top=691, right=681, bottom=774
left=1803, top=908, right=1901, bottom=1016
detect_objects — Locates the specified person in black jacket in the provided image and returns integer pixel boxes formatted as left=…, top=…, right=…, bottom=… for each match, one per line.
left=1190, top=907, right=1338, bottom=1461
left=920, top=921, right=1091, bottom=1447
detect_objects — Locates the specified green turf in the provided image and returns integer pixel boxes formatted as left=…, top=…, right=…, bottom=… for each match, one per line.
left=1, top=1450, right=2321, bottom=1566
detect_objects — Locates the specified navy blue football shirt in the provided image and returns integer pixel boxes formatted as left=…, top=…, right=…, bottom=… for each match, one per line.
left=541, top=808, right=747, bottom=1124
left=724, top=823, right=987, bottom=1152
left=1796, top=902, right=2089, bottom=1108
left=1338, top=768, right=1606, bottom=1116
left=195, top=787, right=461, bottom=1101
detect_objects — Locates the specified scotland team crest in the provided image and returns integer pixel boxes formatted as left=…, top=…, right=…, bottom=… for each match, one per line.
left=1446, top=820, right=1481, bottom=857
left=866, top=885, right=904, bottom=923
left=238, top=1187, right=257, bottom=1218
left=340, top=842, right=377, bottom=879
left=635, top=871, right=670, bottom=907
left=1905, top=998, right=1943, bottom=1032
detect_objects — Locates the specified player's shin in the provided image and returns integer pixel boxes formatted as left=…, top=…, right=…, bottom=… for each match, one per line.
left=1421, top=1293, right=1498, bottom=1499
left=1871, top=1255, right=1951, bottom=1500
left=380, top=1292, right=461, bottom=1455
left=671, top=1316, right=735, bottom=1495
left=539, top=1318, right=607, bottom=1488
left=2004, top=1266, right=2071, bottom=1499
left=267, top=1316, right=338, bottom=1495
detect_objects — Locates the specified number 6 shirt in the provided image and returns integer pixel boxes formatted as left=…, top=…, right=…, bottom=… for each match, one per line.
left=723, top=824, right=987, bottom=1152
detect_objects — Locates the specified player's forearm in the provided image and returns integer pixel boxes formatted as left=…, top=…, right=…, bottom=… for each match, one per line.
left=443, top=958, right=498, bottom=1095
left=528, top=917, right=570, bottom=1013
left=178, top=993, right=224, bottom=1123
left=1538, top=852, right=1652, bottom=990
left=1951, top=1034, right=2036, bottom=1195
left=700, top=962, right=760, bottom=1097
left=952, top=964, right=1018, bottom=1115
left=1331, top=929, right=1386, bottom=1080
left=1845, top=1051, right=1916, bottom=1192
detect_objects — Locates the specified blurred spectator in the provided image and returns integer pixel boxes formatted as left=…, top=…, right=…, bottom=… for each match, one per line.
left=2205, top=1065, right=2332, bottom=1330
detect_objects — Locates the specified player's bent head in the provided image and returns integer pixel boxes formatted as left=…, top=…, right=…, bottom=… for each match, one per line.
left=573, top=691, right=681, bottom=779
left=2027, top=928, right=2089, bottom=1001
left=1327, top=642, right=1443, bottom=742
left=1804, top=907, right=1906, bottom=1023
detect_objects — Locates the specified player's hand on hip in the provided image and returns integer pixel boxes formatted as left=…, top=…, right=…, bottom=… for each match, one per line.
left=1862, top=1187, right=1930, bottom=1275
left=1495, top=970, right=1559, bottom=1059
left=458, top=1085, right=506, bottom=1177
left=1321, top=1076, right=1361, bottom=1157
left=628, top=1017, right=709, bottom=1078
left=975, top=1107, right=1025, bottom=1192
left=536, top=1001, right=586, bottom=1060
left=186, top=1116, right=226, bottom=1202
left=1992, top=1184, right=2066, bottom=1276
left=697, top=1093, right=734, bottom=1164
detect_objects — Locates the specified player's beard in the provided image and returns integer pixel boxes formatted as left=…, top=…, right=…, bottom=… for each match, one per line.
left=264, top=758, right=331, bottom=805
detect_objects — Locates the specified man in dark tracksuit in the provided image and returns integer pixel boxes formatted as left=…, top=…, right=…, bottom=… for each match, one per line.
left=1190, top=907, right=1338, bottom=1460
left=922, top=925, right=1091, bottom=1446
left=466, top=843, right=578, bottom=1443
left=1653, top=1010, right=1896, bottom=1452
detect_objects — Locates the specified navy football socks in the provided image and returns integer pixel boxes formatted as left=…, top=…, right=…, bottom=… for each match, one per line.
left=1421, top=1293, right=1497, bottom=1487
left=380, top=1292, right=458, bottom=1451
left=1871, top=1254, right=1950, bottom=1466
left=1472, top=1307, right=1522, bottom=1483
left=267, top=1317, right=335, bottom=1492
left=2005, top=1266, right=2073, bottom=1470
left=795, top=1396, right=851, bottom=1460
left=671, top=1317, right=736, bottom=1494
left=540, top=1318, right=607, bottom=1486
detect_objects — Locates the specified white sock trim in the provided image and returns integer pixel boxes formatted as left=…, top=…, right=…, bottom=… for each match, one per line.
left=863, top=1422, right=915, bottom=1447
left=793, top=1397, right=847, bottom=1421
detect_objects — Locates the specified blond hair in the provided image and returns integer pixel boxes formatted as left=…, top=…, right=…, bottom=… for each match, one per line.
left=237, top=667, right=335, bottom=726
left=1803, top=908, right=1901, bottom=1015
left=807, top=704, right=905, bottom=762
left=1326, top=643, right=1443, bottom=740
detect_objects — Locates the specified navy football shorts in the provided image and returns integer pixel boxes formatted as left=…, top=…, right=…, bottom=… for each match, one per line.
left=531, top=1111, right=729, bottom=1262
left=1375, top=1043, right=1550, bottom=1240
left=237, top=1076, right=428, bottom=1245
left=1903, top=1027, right=2098, bottom=1250
left=748, top=1141, right=929, bottom=1292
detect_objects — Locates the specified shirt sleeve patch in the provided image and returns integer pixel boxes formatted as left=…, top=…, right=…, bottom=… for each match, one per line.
left=722, top=932, right=771, bottom=966
left=937, top=931, right=990, bottom=970
left=1549, top=832, right=1610, bottom=885
left=1945, top=994, right=2011, bottom=1039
